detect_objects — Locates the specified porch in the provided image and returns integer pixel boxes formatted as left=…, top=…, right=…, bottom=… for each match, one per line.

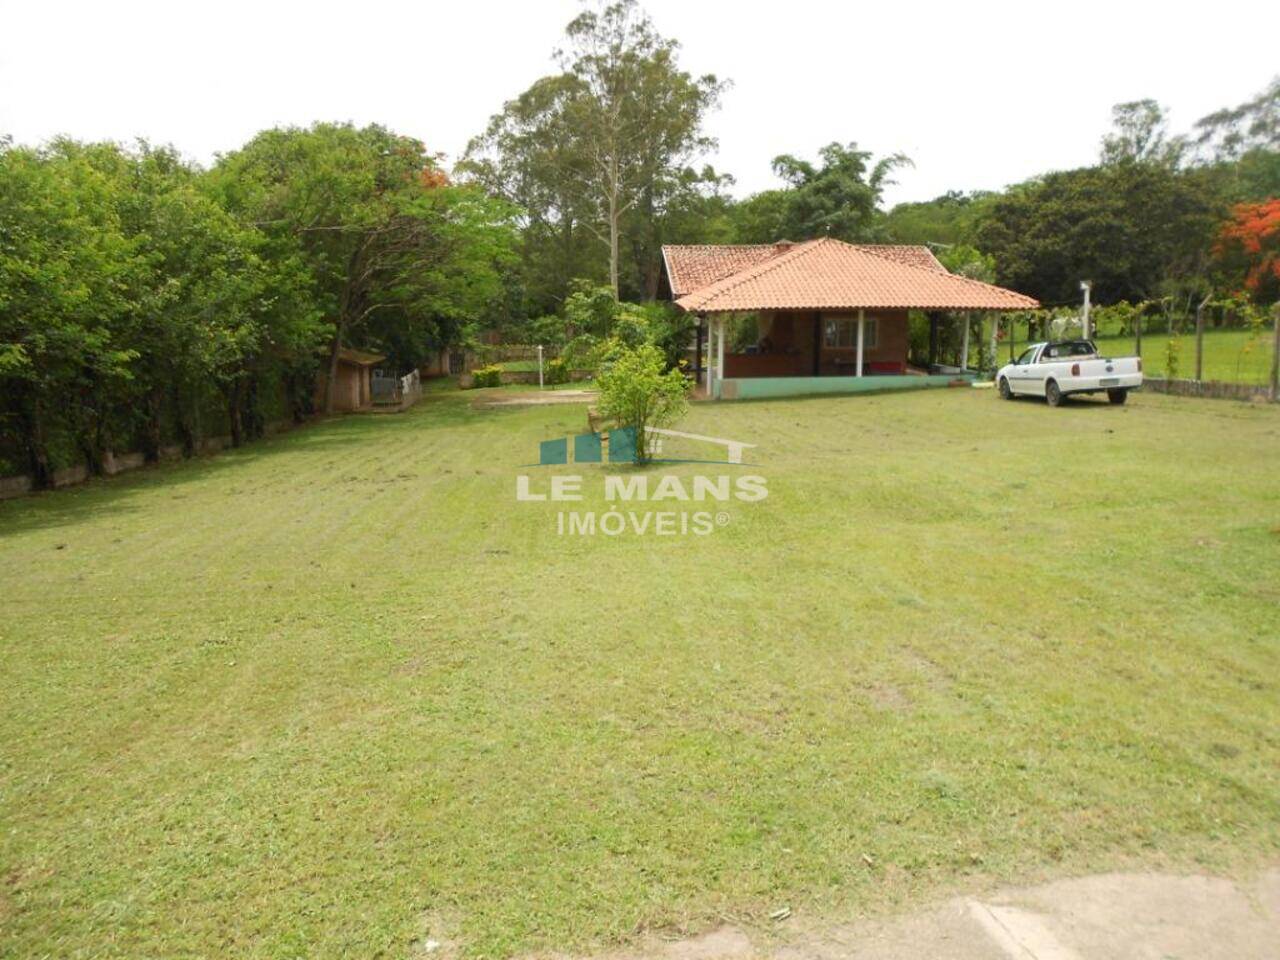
left=692, top=308, right=979, bottom=400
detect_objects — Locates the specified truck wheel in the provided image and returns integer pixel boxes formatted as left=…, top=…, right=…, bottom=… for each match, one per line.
left=1107, top=388, right=1128, bottom=405
left=1045, top=380, right=1063, bottom=407
left=998, top=377, right=1013, bottom=400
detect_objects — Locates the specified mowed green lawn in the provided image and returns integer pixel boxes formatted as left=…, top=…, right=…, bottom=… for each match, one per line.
left=2, top=384, right=1279, bottom=958
left=1050, top=328, right=1274, bottom=384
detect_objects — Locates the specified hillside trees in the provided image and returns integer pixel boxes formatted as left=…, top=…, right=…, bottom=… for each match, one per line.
left=973, top=162, right=1221, bottom=304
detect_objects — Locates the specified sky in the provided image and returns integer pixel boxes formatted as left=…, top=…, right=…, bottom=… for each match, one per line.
left=2, top=0, right=1277, bottom=208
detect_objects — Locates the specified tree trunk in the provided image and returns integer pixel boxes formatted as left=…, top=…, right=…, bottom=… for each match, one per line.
left=245, top=373, right=264, bottom=440
left=608, top=202, right=620, bottom=299
left=77, top=389, right=106, bottom=478
left=285, top=367, right=308, bottom=424
left=21, top=395, right=54, bottom=490
left=1194, top=293, right=1209, bottom=382
left=227, top=381, right=244, bottom=448
left=324, top=327, right=344, bottom=414
left=325, top=245, right=364, bottom=413
left=143, top=388, right=164, bottom=463
left=171, top=382, right=197, bottom=458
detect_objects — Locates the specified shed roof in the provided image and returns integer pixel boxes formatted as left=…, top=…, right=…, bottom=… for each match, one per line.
left=665, top=238, right=1038, bottom=313
left=337, top=347, right=386, bottom=366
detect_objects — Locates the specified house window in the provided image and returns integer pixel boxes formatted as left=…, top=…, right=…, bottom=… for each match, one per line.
left=823, top=316, right=878, bottom=349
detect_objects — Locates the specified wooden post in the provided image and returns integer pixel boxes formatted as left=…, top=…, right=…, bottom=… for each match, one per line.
left=1195, top=294, right=1208, bottom=382
left=960, top=312, right=971, bottom=371
left=1270, top=304, right=1279, bottom=402
left=1009, top=316, right=1015, bottom=361
left=856, top=309, right=865, bottom=378
left=717, top=317, right=726, bottom=399
left=928, top=313, right=939, bottom=369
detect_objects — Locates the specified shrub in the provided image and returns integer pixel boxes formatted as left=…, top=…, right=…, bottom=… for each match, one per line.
left=470, top=364, right=503, bottom=388
left=595, top=343, right=690, bottom=463
left=544, top=357, right=569, bottom=385
left=1164, top=335, right=1181, bottom=379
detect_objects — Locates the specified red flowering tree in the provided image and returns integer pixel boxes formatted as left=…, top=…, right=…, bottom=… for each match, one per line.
left=1216, top=199, right=1280, bottom=303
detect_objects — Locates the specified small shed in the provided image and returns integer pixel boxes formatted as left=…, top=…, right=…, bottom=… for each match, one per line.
left=317, top=348, right=386, bottom=412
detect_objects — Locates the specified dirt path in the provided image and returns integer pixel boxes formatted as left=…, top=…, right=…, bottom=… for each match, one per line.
left=476, top=389, right=598, bottom=407
left=545, top=869, right=1280, bottom=960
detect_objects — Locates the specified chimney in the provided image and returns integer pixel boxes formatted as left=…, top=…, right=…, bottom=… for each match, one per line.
left=773, top=239, right=795, bottom=252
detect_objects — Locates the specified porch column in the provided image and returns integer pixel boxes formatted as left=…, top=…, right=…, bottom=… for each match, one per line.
left=716, top=317, right=726, bottom=399
left=928, top=313, right=939, bottom=369
left=960, top=311, right=971, bottom=371
left=694, top=320, right=703, bottom=387
left=856, top=309, right=865, bottom=377
left=706, top=321, right=715, bottom=398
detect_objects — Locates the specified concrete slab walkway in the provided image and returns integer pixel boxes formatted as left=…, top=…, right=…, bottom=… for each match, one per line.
left=555, top=869, right=1280, bottom=960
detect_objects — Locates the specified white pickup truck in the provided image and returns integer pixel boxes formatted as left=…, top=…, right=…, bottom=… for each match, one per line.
left=996, top=340, right=1143, bottom=406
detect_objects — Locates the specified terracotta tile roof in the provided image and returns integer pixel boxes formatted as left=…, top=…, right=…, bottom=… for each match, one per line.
left=855, top=244, right=947, bottom=273
left=662, top=244, right=783, bottom=297
left=667, top=238, right=1038, bottom=313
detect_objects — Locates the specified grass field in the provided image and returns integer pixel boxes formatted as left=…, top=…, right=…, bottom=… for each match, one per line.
left=1002, top=327, right=1276, bottom=384
left=2, top=384, right=1279, bottom=958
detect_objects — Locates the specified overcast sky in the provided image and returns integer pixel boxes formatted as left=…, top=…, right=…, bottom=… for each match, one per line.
left=2, top=0, right=1276, bottom=207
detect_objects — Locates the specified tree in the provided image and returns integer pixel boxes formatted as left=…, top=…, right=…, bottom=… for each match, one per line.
left=0, top=141, right=139, bottom=486
left=463, top=0, right=725, bottom=300
left=973, top=163, right=1221, bottom=304
left=883, top=191, right=994, bottom=246
left=733, top=142, right=911, bottom=243
left=1194, top=76, right=1280, bottom=161
left=595, top=341, right=689, bottom=462
left=214, top=123, right=517, bottom=411
left=1100, top=99, right=1184, bottom=167
left=1215, top=199, right=1280, bottom=304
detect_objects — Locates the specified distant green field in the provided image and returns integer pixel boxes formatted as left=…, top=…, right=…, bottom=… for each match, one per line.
left=1002, top=328, right=1275, bottom=384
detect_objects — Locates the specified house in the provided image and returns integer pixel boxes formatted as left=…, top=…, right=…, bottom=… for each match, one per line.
left=662, top=238, right=1039, bottom=399
left=316, top=347, right=385, bottom=412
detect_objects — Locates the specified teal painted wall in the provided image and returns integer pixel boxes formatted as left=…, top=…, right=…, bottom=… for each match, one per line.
left=722, top=374, right=976, bottom=400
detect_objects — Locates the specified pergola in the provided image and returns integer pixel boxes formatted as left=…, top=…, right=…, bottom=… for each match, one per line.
left=663, top=238, right=1039, bottom=399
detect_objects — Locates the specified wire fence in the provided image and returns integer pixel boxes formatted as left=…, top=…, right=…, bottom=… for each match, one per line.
left=998, top=319, right=1277, bottom=385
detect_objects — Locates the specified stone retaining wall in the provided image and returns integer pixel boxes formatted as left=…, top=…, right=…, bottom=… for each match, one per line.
left=0, top=418, right=299, bottom=500
left=1144, top=377, right=1275, bottom=403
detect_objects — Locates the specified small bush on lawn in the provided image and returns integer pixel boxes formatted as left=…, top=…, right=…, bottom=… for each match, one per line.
left=545, top=358, right=569, bottom=385
left=470, top=365, right=503, bottom=388
left=596, top=342, right=689, bottom=463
